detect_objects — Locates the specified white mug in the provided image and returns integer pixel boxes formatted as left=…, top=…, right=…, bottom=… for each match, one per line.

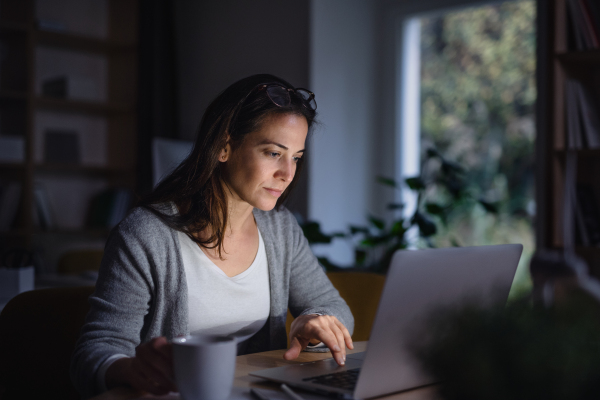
left=172, top=334, right=237, bottom=400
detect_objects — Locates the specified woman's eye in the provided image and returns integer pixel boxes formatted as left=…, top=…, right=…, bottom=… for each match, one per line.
left=293, top=157, right=302, bottom=163
left=269, top=152, right=280, bottom=158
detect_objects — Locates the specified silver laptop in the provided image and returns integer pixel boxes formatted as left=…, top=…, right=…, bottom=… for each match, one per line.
left=250, top=244, right=523, bottom=399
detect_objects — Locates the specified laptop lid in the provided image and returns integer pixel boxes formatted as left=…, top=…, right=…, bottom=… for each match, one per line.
left=353, top=244, right=522, bottom=399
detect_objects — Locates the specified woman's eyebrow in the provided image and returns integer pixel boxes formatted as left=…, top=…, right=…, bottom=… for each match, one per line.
left=257, top=139, right=305, bottom=153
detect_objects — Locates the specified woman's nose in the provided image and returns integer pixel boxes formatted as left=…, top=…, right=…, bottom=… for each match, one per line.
left=276, top=158, right=295, bottom=182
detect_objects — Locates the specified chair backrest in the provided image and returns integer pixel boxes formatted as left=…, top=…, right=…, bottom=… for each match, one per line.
left=286, top=271, right=386, bottom=342
left=57, top=249, right=104, bottom=275
left=0, top=286, right=94, bottom=400
left=152, top=137, right=193, bottom=188
left=326, top=272, right=386, bottom=341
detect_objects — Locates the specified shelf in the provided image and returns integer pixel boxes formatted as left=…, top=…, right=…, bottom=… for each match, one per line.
left=30, top=228, right=111, bottom=237
left=0, top=90, right=28, bottom=100
left=34, top=30, right=136, bottom=54
left=34, top=164, right=132, bottom=177
left=0, top=162, right=26, bottom=169
left=554, top=148, right=600, bottom=157
left=0, top=21, right=30, bottom=33
left=0, top=228, right=31, bottom=238
left=35, top=96, right=134, bottom=115
left=0, top=0, right=139, bottom=269
left=1, top=226, right=111, bottom=238
left=556, top=50, right=600, bottom=65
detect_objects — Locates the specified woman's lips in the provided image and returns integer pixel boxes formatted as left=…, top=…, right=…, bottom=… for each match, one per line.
left=264, top=188, right=283, bottom=197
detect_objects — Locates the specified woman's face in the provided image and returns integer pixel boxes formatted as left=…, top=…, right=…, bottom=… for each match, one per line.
left=221, top=113, right=308, bottom=211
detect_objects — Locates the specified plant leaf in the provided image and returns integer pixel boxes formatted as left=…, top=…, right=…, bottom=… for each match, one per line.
left=479, top=199, right=499, bottom=214
left=405, top=177, right=426, bottom=190
left=450, top=237, right=462, bottom=247
left=360, top=238, right=377, bottom=247
left=368, top=215, right=385, bottom=230
left=361, top=235, right=389, bottom=247
left=387, top=203, right=405, bottom=210
left=300, top=221, right=343, bottom=244
left=426, top=148, right=442, bottom=159
left=376, top=176, right=398, bottom=188
left=349, top=225, right=370, bottom=235
left=425, top=202, right=445, bottom=215
left=412, top=212, right=437, bottom=237
left=390, top=220, right=407, bottom=236
left=441, top=160, right=465, bottom=174
left=317, top=257, right=339, bottom=272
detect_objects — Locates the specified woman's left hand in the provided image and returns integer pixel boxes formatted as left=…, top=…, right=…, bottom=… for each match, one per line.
left=284, top=314, right=354, bottom=366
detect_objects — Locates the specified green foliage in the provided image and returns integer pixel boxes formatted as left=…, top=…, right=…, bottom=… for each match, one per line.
left=420, top=0, right=535, bottom=227
left=418, top=2, right=536, bottom=297
left=413, top=293, right=600, bottom=399
left=300, top=221, right=344, bottom=245
left=301, top=149, right=495, bottom=272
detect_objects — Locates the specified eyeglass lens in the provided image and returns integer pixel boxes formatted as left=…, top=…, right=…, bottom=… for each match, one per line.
left=265, top=86, right=317, bottom=110
left=295, top=89, right=317, bottom=110
left=266, top=86, right=290, bottom=107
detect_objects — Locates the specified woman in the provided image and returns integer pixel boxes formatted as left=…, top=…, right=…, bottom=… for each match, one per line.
left=70, top=74, right=354, bottom=398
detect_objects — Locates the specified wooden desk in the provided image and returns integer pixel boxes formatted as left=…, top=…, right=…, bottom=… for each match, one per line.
left=91, top=342, right=440, bottom=400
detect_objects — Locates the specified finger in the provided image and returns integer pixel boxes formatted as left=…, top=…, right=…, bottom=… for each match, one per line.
left=330, top=324, right=347, bottom=363
left=284, top=336, right=307, bottom=360
left=314, top=329, right=345, bottom=366
left=137, top=340, right=175, bottom=383
left=131, top=360, right=175, bottom=395
left=149, top=337, right=174, bottom=364
left=326, top=321, right=346, bottom=363
left=334, top=319, right=354, bottom=350
left=156, top=337, right=174, bottom=357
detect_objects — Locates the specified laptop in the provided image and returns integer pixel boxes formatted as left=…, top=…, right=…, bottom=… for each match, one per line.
left=250, top=244, right=523, bottom=399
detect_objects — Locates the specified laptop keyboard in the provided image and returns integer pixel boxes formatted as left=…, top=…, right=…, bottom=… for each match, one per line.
left=302, top=368, right=361, bottom=390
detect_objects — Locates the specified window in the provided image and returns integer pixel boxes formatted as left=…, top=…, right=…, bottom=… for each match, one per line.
left=400, top=1, right=536, bottom=294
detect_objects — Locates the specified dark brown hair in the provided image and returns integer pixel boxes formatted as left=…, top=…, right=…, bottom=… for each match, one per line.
left=139, top=74, right=317, bottom=257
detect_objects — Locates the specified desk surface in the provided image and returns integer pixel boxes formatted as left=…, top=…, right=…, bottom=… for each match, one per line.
left=91, top=342, right=440, bottom=400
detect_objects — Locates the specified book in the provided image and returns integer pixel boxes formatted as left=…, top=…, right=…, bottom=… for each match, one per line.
left=565, top=78, right=600, bottom=149
left=0, top=182, right=22, bottom=232
left=33, top=183, right=55, bottom=230
left=565, top=79, right=584, bottom=148
left=579, top=0, right=600, bottom=48
left=576, top=184, right=600, bottom=246
left=0, top=136, right=25, bottom=163
left=573, top=80, right=600, bottom=148
left=568, top=0, right=590, bottom=49
left=586, top=0, right=600, bottom=32
left=87, top=188, right=132, bottom=229
left=41, top=75, right=99, bottom=101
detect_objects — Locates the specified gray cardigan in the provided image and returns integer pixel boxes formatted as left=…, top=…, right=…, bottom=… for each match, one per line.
left=70, top=206, right=353, bottom=398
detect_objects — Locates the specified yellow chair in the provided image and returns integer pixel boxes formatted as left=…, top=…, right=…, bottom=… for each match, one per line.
left=0, top=286, right=95, bottom=400
left=287, top=271, right=386, bottom=342
left=56, top=249, right=104, bottom=275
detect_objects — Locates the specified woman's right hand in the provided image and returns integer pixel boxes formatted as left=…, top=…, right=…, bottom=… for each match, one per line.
left=106, top=336, right=177, bottom=395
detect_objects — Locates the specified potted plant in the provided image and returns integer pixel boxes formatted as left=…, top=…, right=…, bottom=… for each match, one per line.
left=301, top=148, right=497, bottom=273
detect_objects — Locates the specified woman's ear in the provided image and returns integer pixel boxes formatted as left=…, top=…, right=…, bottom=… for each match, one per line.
left=219, top=137, right=231, bottom=162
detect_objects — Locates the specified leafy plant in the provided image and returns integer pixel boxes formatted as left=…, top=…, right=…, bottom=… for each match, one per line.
left=412, top=292, right=600, bottom=400
left=301, top=148, right=497, bottom=273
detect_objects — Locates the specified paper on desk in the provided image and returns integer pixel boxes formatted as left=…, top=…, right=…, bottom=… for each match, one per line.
left=136, top=386, right=330, bottom=400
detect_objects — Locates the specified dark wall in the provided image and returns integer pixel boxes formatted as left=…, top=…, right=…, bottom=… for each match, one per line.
left=173, top=0, right=311, bottom=217
left=174, top=0, right=310, bottom=140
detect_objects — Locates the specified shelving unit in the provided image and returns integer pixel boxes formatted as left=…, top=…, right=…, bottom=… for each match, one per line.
left=0, top=0, right=138, bottom=270
left=541, top=0, right=600, bottom=275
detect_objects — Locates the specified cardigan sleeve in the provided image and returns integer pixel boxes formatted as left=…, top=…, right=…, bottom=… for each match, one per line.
left=70, top=213, right=156, bottom=399
left=285, top=211, right=355, bottom=335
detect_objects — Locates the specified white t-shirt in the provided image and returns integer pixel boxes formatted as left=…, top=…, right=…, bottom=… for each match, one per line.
left=177, top=228, right=270, bottom=347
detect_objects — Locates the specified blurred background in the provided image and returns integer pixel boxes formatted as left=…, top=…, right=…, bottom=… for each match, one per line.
left=0, top=0, right=536, bottom=293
